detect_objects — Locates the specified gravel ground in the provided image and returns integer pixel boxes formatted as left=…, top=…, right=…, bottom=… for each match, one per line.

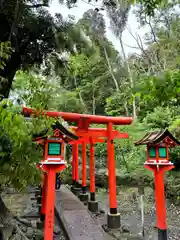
left=95, top=187, right=180, bottom=240
left=3, top=187, right=67, bottom=240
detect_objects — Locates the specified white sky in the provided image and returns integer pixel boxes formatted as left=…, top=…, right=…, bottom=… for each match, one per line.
left=49, top=0, right=149, bottom=55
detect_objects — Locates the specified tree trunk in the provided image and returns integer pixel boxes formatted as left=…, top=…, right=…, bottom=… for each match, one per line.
left=92, top=80, right=96, bottom=115
left=103, top=46, right=119, bottom=91
left=119, top=36, right=137, bottom=119
left=103, top=45, right=129, bottom=116
left=0, top=51, right=21, bottom=99
left=0, top=72, right=16, bottom=99
left=73, top=75, right=87, bottom=112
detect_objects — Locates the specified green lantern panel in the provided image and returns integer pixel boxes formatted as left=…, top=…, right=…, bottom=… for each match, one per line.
left=48, top=142, right=61, bottom=155
left=149, top=147, right=156, bottom=158
left=159, top=147, right=167, bottom=158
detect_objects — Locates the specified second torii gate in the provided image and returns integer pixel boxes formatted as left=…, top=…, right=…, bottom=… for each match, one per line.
left=22, top=107, right=133, bottom=229
left=70, top=126, right=129, bottom=213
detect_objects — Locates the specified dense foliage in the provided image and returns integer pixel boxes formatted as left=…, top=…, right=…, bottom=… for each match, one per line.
left=0, top=0, right=180, bottom=195
left=0, top=99, right=57, bottom=190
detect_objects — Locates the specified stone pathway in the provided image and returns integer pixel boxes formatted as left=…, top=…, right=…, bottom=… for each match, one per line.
left=55, top=185, right=113, bottom=240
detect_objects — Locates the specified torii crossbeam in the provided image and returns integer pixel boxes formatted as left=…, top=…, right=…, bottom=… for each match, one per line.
left=22, top=107, right=132, bottom=125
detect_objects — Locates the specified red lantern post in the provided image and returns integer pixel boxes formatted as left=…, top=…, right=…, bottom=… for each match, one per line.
left=36, top=161, right=65, bottom=235
left=33, top=122, right=79, bottom=240
left=145, top=164, right=173, bottom=240
left=135, top=129, right=180, bottom=240
left=41, top=164, right=66, bottom=240
left=41, top=132, right=67, bottom=240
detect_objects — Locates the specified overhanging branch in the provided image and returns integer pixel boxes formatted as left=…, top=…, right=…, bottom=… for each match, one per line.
left=24, top=4, right=49, bottom=8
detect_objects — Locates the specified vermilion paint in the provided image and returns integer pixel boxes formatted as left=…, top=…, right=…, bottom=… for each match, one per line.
left=69, top=136, right=105, bottom=145
left=90, top=138, right=95, bottom=194
left=82, top=142, right=86, bottom=189
left=41, top=164, right=66, bottom=240
left=72, top=144, right=76, bottom=183
left=74, top=143, right=79, bottom=183
left=107, top=122, right=117, bottom=213
left=44, top=168, right=56, bottom=240
left=71, top=126, right=129, bottom=139
left=145, top=165, right=174, bottom=230
left=22, top=106, right=133, bottom=125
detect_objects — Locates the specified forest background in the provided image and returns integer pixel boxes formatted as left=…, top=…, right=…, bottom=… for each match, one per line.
left=0, top=0, right=180, bottom=213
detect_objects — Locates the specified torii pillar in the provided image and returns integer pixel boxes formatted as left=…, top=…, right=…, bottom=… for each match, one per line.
left=106, top=122, right=119, bottom=228
left=88, top=137, right=98, bottom=212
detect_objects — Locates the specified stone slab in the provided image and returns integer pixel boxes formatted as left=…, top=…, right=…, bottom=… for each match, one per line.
left=55, top=185, right=112, bottom=240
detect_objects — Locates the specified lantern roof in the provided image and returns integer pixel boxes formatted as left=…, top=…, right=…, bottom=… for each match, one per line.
left=33, top=121, right=79, bottom=143
left=134, top=129, right=180, bottom=147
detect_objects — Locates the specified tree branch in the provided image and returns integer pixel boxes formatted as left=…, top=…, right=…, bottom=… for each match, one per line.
left=102, top=44, right=120, bottom=91
left=122, top=42, right=140, bottom=50
left=24, top=4, right=49, bottom=8
left=144, top=15, right=158, bottom=44
left=126, top=25, right=153, bottom=68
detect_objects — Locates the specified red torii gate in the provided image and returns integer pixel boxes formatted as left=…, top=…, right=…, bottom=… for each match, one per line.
left=70, top=134, right=105, bottom=194
left=22, top=107, right=133, bottom=229
left=70, top=126, right=129, bottom=212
